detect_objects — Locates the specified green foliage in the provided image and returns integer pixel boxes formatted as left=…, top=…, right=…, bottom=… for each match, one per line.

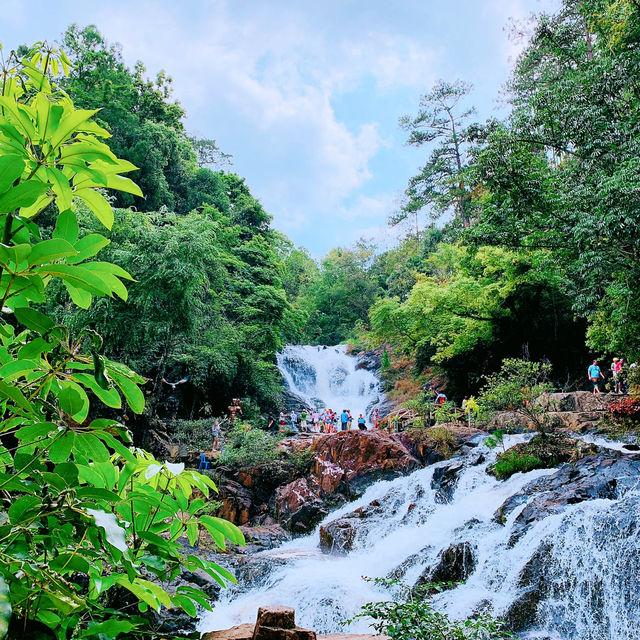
left=396, top=80, right=476, bottom=229
left=0, top=43, right=243, bottom=639
left=217, top=424, right=281, bottom=467
left=484, top=429, right=505, bottom=452
left=348, top=577, right=513, bottom=640
left=434, top=401, right=459, bottom=425
left=492, top=451, right=544, bottom=480
left=479, top=359, right=554, bottom=435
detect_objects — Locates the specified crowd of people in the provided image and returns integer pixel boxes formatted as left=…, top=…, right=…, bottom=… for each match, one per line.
left=587, top=358, right=638, bottom=395
left=268, top=407, right=382, bottom=433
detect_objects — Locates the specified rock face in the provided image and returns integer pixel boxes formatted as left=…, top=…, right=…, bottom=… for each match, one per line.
left=216, top=429, right=475, bottom=534
left=416, top=542, right=476, bottom=588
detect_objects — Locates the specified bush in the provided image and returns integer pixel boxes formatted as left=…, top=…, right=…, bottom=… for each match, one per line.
left=492, top=451, right=544, bottom=480
left=428, top=426, right=456, bottom=458
left=217, top=424, right=281, bottom=467
left=347, top=577, right=513, bottom=640
left=605, top=396, right=640, bottom=435
left=479, top=359, right=554, bottom=435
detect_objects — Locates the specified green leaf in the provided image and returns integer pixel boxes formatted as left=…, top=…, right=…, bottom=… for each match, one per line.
left=81, top=619, right=136, bottom=639
left=49, top=108, right=99, bottom=149
left=46, top=167, right=73, bottom=211
left=75, top=188, right=113, bottom=229
left=199, top=515, right=245, bottom=546
left=0, top=155, right=25, bottom=193
left=172, top=594, right=197, bottom=618
left=73, top=433, right=110, bottom=463
left=49, top=432, right=74, bottom=464
left=14, top=307, right=54, bottom=333
left=36, top=264, right=112, bottom=296
left=0, top=575, right=11, bottom=638
left=110, top=372, right=145, bottom=414
left=64, top=282, right=92, bottom=308
left=72, top=373, right=121, bottom=408
left=8, top=495, right=41, bottom=524
left=0, top=180, right=49, bottom=213
left=58, top=385, right=84, bottom=416
left=52, top=209, right=78, bottom=244
left=28, top=238, right=78, bottom=266
left=0, top=358, right=38, bottom=382
left=69, top=233, right=109, bottom=263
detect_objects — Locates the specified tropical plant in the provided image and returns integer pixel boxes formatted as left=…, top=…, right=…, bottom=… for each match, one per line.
left=0, top=43, right=243, bottom=639
left=347, top=577, right=513, bottom=640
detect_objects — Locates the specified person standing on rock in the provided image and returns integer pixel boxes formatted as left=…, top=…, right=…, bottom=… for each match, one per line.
left=211, top=420, right=221, bottom=452
left=300, top=409, right=308, bottom=431
left=290, top=409, right=298, bottom=432
left=279, top=410, right=286, bottom=431
left=340, top=409, right=349, bottom=431
left=357, top=414, right=367, bottom=430
left=372, top=408, right=380, bottom=429
left=588, top=360, right=605, bottom=394
left=347, top=410, right=353, bottom=430
left=312, top=409, right=319, bottom=432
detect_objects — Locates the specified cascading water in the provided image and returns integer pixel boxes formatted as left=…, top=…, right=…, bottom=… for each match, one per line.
left=276, top=345, right=384, bottom=422
left=198, top=348, right=640, bottom=639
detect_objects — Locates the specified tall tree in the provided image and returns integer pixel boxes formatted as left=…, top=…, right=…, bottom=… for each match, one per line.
left=393, top=80, right=476, bottom=231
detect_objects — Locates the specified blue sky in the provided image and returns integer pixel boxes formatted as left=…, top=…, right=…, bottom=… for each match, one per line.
left=1, top=0, right=557, bottom=254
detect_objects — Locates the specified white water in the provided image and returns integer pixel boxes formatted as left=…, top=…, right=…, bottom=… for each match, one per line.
left=276, top=345, right=383, bottom=424
left=198, top=347, right=640, bottom=639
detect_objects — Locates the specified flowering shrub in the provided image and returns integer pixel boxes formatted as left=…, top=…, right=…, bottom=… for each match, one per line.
left=607, top=397, right=640, bottom=419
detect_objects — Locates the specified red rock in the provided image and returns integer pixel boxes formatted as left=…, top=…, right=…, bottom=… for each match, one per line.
left=202, top=623, right=254, bottom=640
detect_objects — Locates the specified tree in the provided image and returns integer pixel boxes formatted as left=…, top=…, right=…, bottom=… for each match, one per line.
left=394, top=80, right=476, bottom=230
left=478, top=359, right=554, bottom=436
left=0, top=43, right=242, bottom=638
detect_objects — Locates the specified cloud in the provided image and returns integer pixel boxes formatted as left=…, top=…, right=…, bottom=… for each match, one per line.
left=88, top=0, right=439, bottom=233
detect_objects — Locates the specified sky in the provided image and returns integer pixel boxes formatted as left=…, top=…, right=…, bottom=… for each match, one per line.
left=1, top=0, right=558, bottom=255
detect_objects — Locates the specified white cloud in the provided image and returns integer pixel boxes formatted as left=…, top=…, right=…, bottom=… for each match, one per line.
left=89, top=0, right=439, bottom=230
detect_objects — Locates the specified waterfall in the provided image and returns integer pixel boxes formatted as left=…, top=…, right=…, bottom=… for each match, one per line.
left=197, top=347, right=640, bottom=639
left=276, top=345, right=384, bottom=423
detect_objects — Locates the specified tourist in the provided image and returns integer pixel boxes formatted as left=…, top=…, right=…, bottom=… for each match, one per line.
left=357, top=414, right=367, bottom=431
left=300, top=409, right=308, bottom=431
left=611, top=358, right=621, bottom=393
left=279, top=410, right=286, bottom=431
left=340, top=409, right=349, bottom=431
left=588, top=360, right=605, bottom=394
left=211, top=420, right=221, bottom=452
left=372, top=408, right=380, bottom=429
left=267, top=413, right=275, bottom=432
left=347, top=410, right=353, bottom=430
left=312, top=410, right=320, bottom=432
left=435, top=392, right=447, bottom=406
left=290, top=409, right=298, bottom=431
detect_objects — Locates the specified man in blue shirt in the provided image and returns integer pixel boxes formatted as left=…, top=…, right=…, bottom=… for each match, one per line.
left=587, top=360, right=604, bottom=395
left=340, top=410, right=349, bottom=431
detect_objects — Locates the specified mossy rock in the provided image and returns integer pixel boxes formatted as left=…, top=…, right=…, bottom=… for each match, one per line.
left=490, top=433, right=597, bottom=480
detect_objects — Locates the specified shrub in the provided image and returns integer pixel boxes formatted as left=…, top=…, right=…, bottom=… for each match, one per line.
left=605, top=396, right=640, bottom=434
left=493, top=451, right=544, bottom=480
left=347, top=577, right=513, bottom=640
left=479, top=359, right=554, bottom=436
left=434, top=400, right=460, bottom=425
left=428, top=426, right=456, bottom=458
left=217, top=424, right=281, bottom=467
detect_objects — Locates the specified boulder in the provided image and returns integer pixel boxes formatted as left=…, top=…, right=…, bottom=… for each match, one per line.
left=416, top=542, right=476, bottom=587
left=502, top=588, right=542, bottom=632
left=253, top=606, right=316, bottom=640
left=319, top=518, right=357, bottom=554
left=282, top=389, right=314, bottom=413
left=431, top=462, right=464, bottom=504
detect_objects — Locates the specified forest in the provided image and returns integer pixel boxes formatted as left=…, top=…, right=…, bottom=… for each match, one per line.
left=0, top=0, right=639, bottom=638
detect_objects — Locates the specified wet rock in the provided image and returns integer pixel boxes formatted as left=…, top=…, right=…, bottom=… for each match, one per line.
left=416, top=542, right=476, bottom=587
left=431, top=462, right=464, bottom=504
left=492, top=452, right=640, bottom=544
left=239, top=524, right=292, bottom=552
left=282, top=389, right=315, bottom=413
left=319, top=519, right=357, bottom=554
left=217, top=477, right=253, bottom=525
left=503, top=588, right=542, bottom=632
